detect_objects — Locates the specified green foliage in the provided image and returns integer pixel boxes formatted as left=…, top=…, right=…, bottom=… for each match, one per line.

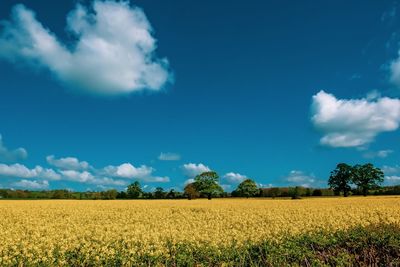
left=193, top=171, right=223, bottom=200
left=127, top=181, right=143, bottom=199
left=235, top=179, right=259, bottom=198
left=329, top=163, right=385, bottom=197
left=328, top=163, right=353, bottom=197
left=353, top=163, right=384, bottom=196
left=154, top=187, right=166, bottom=199
left=289, top=186, right=305, bottom=199
left=312, top=189, right=322, bottom=196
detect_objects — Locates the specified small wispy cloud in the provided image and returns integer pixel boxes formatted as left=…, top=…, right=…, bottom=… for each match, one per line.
left=362, top=149, right=393, bottom=159
left=158, top=152, right=181, bottom=161
left=282, top=170, right=322, bottom=188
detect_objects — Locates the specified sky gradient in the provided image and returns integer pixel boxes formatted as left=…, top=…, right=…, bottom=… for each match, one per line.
left=1, top=0, right=400, bottom=192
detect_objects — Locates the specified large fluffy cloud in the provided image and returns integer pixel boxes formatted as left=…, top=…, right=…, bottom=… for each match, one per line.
left=0, top=135, right=27, bottom=162
left=0, top=1, right=171, bottom=95
left=311, top=91, right=400, bottom=147
left=181, top=163, right=211, bottom=178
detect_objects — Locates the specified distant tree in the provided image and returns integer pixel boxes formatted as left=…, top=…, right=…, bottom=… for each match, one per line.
left=289, top=186, right=304, bottom=199
left=328, top=163, right=353, bottom=197
left=102, top=189, right=118, bottom=200
left=305, top=188, right=312, bottom=197
left=235, top=179, right=259, bottom=198
left=127, top=181, right=143, bottom=199
left=117, top=191, right=127, bottom=199
left=166, top=189, right=177, bottom=199
left=312, top=189, right=323, bottom=196
left=194, top=171, right=224, bottom=200
left=266, top=187, right=282, bottom=198
left=184, top=183, right=200, bottom=200
left=352, top=163, right=384, bottom=196
left=154, top=187, right=166, bottom=199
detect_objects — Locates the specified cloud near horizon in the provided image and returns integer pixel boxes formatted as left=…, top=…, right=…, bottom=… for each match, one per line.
left=0, top=156, right=169, bottom=189
left=282, top=170, right=322, bottom=188
left=181, top=163, right=211, bottom=178
left=0, top=1, right=171, bottom=96
left=0, top=135, right=27, bottom=162
left=311, top=90, right=400, bottom=148
left=12, top=179, right=49, bottom=190
left=223, top=172, right=248, bottom=184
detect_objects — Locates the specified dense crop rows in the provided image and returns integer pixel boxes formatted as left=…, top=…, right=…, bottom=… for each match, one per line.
left=0, top=197, right=399, bottom=266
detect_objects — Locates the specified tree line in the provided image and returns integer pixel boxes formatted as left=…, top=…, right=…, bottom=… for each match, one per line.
left=0, top=163, right=395, bottom=200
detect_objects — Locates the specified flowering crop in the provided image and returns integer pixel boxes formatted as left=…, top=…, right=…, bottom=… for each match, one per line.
left=0, top=197, right=398, bottom=266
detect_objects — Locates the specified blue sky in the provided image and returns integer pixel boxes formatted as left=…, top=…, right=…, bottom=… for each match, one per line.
left=1, top=0, right=400, bottom=191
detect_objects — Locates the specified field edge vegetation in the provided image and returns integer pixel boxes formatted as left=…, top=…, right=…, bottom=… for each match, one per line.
left=4, top=223, right=400, bottom=267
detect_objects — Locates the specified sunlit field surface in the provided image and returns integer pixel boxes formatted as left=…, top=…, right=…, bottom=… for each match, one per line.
left=0, top=197, right=399, bottom=266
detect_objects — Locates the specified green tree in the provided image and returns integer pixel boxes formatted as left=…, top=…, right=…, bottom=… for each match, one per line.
left=166, top=189, right=177, bottom=199
left=127, top=181, right=143, bottom=199
left=328, top=163, right=353, bottom=197
left=184, top=183, right=200, bottom=200
left=102, top=189, right=118, bottom=199
left=194, top=171, right=223, bottom=200
left=154, top=187, right=166, bottom=199
left=235, top=179, right=259, bottom=198
left=353, top=163, right=384, bottom=196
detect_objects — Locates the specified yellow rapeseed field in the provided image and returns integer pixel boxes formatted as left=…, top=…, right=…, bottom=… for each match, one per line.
left=0, top=196, right=399, bottom=265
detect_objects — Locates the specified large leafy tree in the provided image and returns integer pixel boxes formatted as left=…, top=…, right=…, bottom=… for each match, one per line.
left=353, top=163, right=384, bottom=196
left=194, top=171, right=224, bottom=200
left=127, top=181, right=143, bottom=199
left=235, top=179, right=259, bottom=198
left=328, top=163, right=353, bottom=197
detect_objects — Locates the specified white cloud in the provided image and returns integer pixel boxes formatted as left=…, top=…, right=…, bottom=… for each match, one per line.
left=311, top=90, right=400, bottom=147
left=158, top=152, right=181, bottom=161
left=12, top=179, right=49, bottom=190
left=184, top=178, right=195, bottom=185
left=46, top=155, right=89, bottom=171
left=181, top=163, right=211, bottom=178
left=385, top=176, right=400, bottom=185
left=59, top=169, right=127, bottom=186
left=0, top=163, right=61, bottom=180
left=283, top=170, right=318, bottom=188
left=382, top=165, right=400, bottom=174
left=0, top=1, right=171, bottom=96
left=102, top=163, right=169, bottom=182
left=0, top=135, right=27, bottom=162
left=223, top=172, right=248, bottom=184
left=220, top=184, right=232, bottom=191
left=363, top=149, right=393, bottom=159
